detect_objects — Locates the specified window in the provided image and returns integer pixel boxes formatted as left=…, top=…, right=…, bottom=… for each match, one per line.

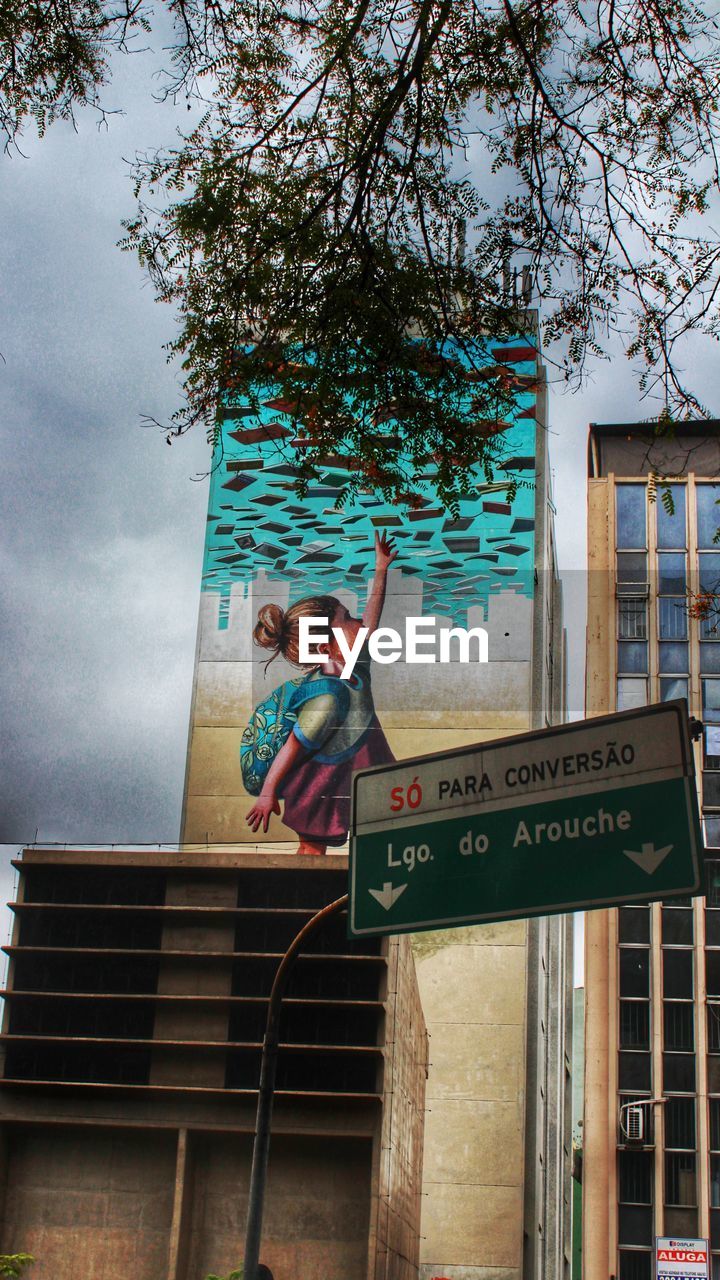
left=665, top=1096, right=696, bottom=1148
left=712, top=1099, right=720, bottom=1149
left=709, top=1006, right=720, bottom=1053
left=619, top=1051, right=652, bottom=1091
left=659, top=643, right=689, bottom=674
left=618, top=642, right=649, bottom=674
left=657, top=485, right=687, bottom=549
left=619, top=1150, right=653, bottom=1202
left=705, top=683, right=720, bottom=724
left=617, top=552, right=648, bottom=584
left=707, top=858, right=720, bottom=898
left=703, top=686, right=720, bottom=772
left=709, top=953, right=720, bottom=1000
left=706, top=774, right=720, bottom=807
left=701, top=554, right=720, bottom=594
left=660, top=678, right=689, bottom=704
left=664, top=1003, right=694, bottom=1051
left=658, top=553, right=687, bottom=595
left=663, top=1054, right=696, bottom=1092
left=618, top=1206, right=653, bottom=1246
left=697, top=485, right=720, bottom=549
left=621, top=1002, right=650, bottom=1049
left=658, top=597, right=688, bottom=640
left=617, top=485, right=647, bottom=549
left=712, top=1156, right=720, bottom=1208
left=620, top=948, right=650, bottom=998
left=618, top=678, right=648, bottom=711
left=619, top=906, right=651, bottom=944
left=619, top=599, right=648, bottom=640
left=665, top=1152, right=697, bottom=1206
left=663, top=949, right=693, bottom=999
left=619, top=921, right=651, bottom=1089
left=702, top=645, right=720, bottom=675
left=619, top=1252, right=652, bottom=1280
left=662, top=907, right=694, bottom=946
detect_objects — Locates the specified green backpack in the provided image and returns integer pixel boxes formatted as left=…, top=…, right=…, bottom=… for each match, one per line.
left=240, top=673, right=350, bottom=796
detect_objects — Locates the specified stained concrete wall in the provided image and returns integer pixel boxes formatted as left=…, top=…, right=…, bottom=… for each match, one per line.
left=0, top=850, right=428, bottom=1280
left=186, top=1132, right=372, bottom=1280
left=0, top=1127, right=177, bottom=1279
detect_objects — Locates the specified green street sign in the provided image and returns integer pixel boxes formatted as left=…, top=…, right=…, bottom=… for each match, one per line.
left=349, top=701, right=703, bottom=937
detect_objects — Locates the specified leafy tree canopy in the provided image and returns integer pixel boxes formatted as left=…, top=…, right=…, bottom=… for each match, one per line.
left=3, top=0, right=720, bottom=504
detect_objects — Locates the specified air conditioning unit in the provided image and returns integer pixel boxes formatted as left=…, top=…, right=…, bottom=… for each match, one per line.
left=619, top=1103, right=645, bottom=1144
left=616, top=582, right=651, bottom=598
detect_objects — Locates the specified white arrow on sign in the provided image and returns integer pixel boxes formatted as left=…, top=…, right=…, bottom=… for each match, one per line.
left=368, top=881, right=408, bottom=911
left=623, top=842, right=673, bottom=875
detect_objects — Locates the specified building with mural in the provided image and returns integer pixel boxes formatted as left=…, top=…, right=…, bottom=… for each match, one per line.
left=584, top=421, right=720, bottom=1280
left=182, top=326, right=574, bottom=1280
left=0, top=329, right=573, bottom=1280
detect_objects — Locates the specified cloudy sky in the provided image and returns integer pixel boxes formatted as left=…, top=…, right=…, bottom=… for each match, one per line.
left=1, top=37, right=718, bottom=879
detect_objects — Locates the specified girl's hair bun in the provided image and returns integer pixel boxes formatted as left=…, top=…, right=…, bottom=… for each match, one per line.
left=253, top=603, right=286, bottom=650
left=253, top=593, right=339, bottom=668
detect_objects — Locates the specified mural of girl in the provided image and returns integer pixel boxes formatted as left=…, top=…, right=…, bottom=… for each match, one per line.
left=246, top=533, right=397, bottom=854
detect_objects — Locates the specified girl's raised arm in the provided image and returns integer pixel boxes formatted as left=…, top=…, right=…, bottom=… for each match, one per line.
left=362, top=532, right=398, bottom=633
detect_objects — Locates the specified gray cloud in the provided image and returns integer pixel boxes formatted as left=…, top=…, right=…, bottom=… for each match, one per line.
left=0, top=47, right=209, bottom=844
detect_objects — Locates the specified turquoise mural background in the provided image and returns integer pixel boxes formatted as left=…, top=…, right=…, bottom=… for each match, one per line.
left=201, top=340, right=539, bottom=625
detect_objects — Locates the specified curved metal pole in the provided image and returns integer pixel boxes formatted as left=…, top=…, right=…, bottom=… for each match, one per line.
left=243, top=892, right=349, bottom=1280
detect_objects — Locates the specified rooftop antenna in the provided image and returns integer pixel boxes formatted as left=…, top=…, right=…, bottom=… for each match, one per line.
left=662, top=317, right=670, bottom=415
left=521, top=265, right=532, bottom=305
left=455, top=218, right=467, bottom=267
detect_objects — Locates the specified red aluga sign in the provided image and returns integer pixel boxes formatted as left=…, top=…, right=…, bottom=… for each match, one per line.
left=658, top=1254, right=708, bottom=1264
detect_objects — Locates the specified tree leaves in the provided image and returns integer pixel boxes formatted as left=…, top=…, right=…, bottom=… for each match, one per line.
left=0, top=1256, right=34, bottom=1279
left=5, top=0, right=720, bottom=502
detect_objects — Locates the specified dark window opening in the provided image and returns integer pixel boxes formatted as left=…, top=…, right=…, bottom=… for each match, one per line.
left=619, top=1252, right=652, bottom=1280
left=663, top=950, right=694, bottom=1000
left=665, top=1097, right=696, bottom=1149
left=663, top=1053, right=696, bottom=1093
left=619, top=908, right=651, bottom=945
left=620, top=1001, right=650, bottom=1050
left=620, top=949, right=650, bottom=999
left=665, top=1152, right=697, bottom=1207
left=618, top=1051, right=652, bottom=1092
left=664, top=1002, right=694, bottom=1051
left=661, top=908, right=694, bottom=946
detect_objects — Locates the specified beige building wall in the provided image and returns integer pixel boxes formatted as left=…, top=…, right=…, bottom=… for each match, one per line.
left=413, top=918, right=528, bottom=1280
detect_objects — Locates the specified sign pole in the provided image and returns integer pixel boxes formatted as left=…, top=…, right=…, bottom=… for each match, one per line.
left=243, top=893, right=349, bottom=1280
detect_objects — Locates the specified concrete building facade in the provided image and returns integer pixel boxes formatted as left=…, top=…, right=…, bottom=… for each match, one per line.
left=181, top=338, right=573, bottom=1280
left=0, top=850, right=427, bottom=1280
left=584, top=422, right=720, bottom=1280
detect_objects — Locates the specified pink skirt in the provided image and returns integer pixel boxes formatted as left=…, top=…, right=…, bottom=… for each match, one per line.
left=280, top=719, right=395, bottom=844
